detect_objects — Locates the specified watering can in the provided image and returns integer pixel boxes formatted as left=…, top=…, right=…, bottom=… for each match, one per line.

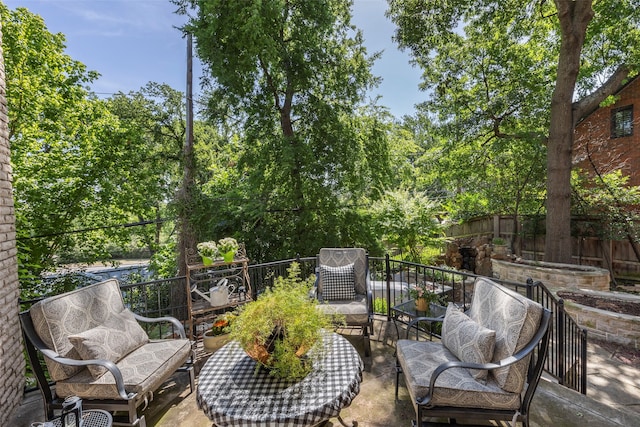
left=191, top=279, right=235, bottom=307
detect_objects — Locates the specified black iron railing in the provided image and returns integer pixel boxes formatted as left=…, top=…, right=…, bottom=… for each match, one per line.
left=19, top=254, right=587, bottom=395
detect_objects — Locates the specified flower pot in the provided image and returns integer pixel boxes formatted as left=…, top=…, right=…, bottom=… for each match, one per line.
left=201, top=255, right=213, bottom=266
left=223, top=251, right=235, bottom=263
left=415, top=297, right=428, bottom=312
left=492, top=244, right=509, bottom=260
left=203, top=332, right=230, bottom=353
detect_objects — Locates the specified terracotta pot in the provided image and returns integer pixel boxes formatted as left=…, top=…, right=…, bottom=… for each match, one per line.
left=415, top=297, right=428, bottom=312
left=245, top=341, right=308, bottom=367
left=203, top=332, right=230, bottom=353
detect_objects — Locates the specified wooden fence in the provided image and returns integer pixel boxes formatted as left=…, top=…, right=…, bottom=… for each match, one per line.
left=445, top=215, right=640, bottom=279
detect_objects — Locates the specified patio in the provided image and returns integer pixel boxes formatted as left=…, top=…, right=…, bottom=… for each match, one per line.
left=13, top=316, right=640, bottom=427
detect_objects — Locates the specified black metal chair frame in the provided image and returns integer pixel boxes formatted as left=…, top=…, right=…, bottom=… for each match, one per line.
left=396, top=307, right=552, bottom=427
left=20, top=310, right=195, bottom=427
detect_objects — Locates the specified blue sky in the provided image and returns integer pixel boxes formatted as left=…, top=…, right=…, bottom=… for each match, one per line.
left=4, top=0, right=424, bottom=118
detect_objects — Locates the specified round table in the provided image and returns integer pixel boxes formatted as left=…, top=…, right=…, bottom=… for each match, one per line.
left=197, top=331, right=363, bottom=427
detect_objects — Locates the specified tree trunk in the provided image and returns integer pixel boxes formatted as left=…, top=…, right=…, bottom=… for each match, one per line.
left=545, top=0, right=593, bottom=263
left=279, top=84, right=306, bottom=249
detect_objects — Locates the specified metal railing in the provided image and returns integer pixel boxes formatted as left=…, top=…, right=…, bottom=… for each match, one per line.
left=20, top=254, right=587, bottom=395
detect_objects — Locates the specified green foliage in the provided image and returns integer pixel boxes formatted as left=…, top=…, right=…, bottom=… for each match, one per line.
left=230, top=263, right=338, bottom=380
left=148, top=239, right=178, bottom=279
left=176, top=1, right=392, bottom=261
left=3, top=6, right=117, bottom=278
left=371, top=189, right=444, bottom=263
left=387, top=0, right=640, bottom=261
left=2, top=6, right=191, bottom=283
left=572, top=170, right=640, bottom=241
left=373, top=297, right=387, bottom=314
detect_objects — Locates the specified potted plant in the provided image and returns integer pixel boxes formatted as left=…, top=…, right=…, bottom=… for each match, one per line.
left=203, top=311, right=236, bottom=352
left=229, top=262, right=339, bottom=380
left=408, top=282, right=443, bottom=312
left=218, top=237, right=239, bottom=262
left=197, top=241, right=218, bottom=266
left=492, top=237, right=509, bottom=259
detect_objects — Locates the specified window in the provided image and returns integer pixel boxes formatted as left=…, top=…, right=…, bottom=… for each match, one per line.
left=611, top=105, right=633, bottom=138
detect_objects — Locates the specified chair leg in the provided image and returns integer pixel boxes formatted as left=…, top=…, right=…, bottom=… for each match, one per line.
left=363, top=333, right=371, bottom=357
left=395, top=361, right=402, bottom=400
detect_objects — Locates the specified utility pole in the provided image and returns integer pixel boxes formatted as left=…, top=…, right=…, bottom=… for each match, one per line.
left=175, top=34, right=196, bottom=320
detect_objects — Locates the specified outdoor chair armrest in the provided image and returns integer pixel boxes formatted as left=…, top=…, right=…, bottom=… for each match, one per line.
left=308, top=267, right=320, bottom=300
left=42, top=349, right=132, bottom=400
left=132, top=313, right=187, bottom=339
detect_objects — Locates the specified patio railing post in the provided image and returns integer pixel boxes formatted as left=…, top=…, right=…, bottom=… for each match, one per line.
left=581, top=328, right=588, bottom=394
left=385, top=253, right=391, bottom=319
left=557, top=298, right=566, bottom=386
left=525, top=277, right=534, bottom=300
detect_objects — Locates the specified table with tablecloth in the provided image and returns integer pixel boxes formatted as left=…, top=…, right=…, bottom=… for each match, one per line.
left=197, top=331, right=363, bottom=427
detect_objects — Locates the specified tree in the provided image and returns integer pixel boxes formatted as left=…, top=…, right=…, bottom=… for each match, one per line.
left=371, top=188, right=443, bottom=263
left=2, top=6, right=189, bottom=289
left=107, top=83, right=187, bottom=256
left=2, top=6, right=123, bottom=281
left=387, top=0, right=640, bottom=263
left=176, top=0, right=392, bottom=259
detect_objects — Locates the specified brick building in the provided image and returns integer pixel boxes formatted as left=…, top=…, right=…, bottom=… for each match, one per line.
left=0, top=20, right=26, bottom=425
left=574, top=75, right=640, bottom=186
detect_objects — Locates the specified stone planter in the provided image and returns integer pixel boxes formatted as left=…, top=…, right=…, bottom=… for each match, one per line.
left=491, top=244, right=509, bottom=260
left=491, top=258, right=610, bottom=291
left=203, top=332, right=230, bottom=353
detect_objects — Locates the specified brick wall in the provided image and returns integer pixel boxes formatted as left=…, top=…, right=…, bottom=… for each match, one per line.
left=574, top=76, right=640, bottom=187
left=0, top=20, right=26, bottom=425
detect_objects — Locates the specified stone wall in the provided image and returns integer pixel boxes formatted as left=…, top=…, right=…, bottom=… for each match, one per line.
left=443, top=236, right=493, bottom=277
left=0, top=21, right=26, bottom=426
left=491, top=259, right=610, bottom=291
left=564, top=300, right=640, bottom=349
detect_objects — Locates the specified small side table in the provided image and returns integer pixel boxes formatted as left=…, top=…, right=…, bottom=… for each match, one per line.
left=48, top=409, right=113, bottom=427
left=391, top=299, right=446, bottom=341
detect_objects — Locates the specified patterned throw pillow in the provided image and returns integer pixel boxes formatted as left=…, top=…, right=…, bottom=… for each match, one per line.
left=442, top=303, right=496, bottom=382
left=320, top=263, right=356, bottom=301
left=68, top=309, right=149, bottom=378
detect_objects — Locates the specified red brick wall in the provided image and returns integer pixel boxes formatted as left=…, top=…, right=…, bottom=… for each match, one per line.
left=0, top=19, right=26, bottom=425
left=574, top=77, right=640, bottom=187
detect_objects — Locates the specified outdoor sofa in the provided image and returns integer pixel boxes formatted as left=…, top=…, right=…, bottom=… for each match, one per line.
left=20, top=278, right=195, bottom=427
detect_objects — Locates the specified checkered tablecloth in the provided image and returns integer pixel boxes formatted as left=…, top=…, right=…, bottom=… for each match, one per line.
left=197, top=331, right=364, bottom=427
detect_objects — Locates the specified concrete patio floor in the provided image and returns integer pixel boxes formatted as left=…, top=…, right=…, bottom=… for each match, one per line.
left=12, top=316, right=640, bottom=427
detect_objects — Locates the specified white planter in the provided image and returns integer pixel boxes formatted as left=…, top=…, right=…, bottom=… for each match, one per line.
left=203, top=332, right=230, bottom=353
